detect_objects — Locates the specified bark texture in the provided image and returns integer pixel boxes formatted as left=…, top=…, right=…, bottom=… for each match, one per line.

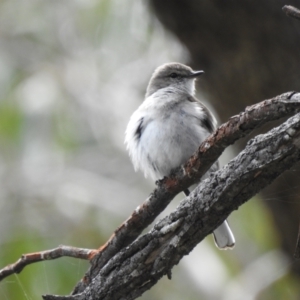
left=41, top=93, right=300, bottom=299
left=71, top=92, right=300, bottom=295
left=149, top=0, right=300, bottom=274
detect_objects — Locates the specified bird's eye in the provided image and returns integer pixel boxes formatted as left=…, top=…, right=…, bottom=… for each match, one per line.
left=169, top=73, right=178, bottom=78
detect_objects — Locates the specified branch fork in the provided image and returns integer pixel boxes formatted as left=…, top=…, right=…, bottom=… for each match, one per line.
left=0, top=92, right=300, bottom=300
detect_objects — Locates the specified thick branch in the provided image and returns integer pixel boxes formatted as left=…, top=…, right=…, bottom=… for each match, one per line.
left=1, top=93, right=300, bottom=299
left=43, top=96, right=300, bottom=300
left=72, top=92, right=300, bottom=294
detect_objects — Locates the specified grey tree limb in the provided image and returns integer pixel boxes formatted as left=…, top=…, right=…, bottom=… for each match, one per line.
left=70, top=92, right=300, bottom=294
left=283, top=5, right=300, bottom=20
left=1, top=93, right=299, bottom=298
left=40, top=92, right=300, bottom=299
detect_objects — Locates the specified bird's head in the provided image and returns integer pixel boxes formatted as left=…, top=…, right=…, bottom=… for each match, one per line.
left=146, top=62, right=204, bottom=97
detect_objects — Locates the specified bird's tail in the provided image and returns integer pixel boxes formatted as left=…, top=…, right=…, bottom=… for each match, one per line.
left=183, top=188, right=235, bottom=250
left=213, top=220, right=235, bottom=250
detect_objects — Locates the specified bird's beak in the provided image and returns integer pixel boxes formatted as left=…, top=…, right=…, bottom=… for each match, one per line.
left=189, top=70, right=204, bottom=78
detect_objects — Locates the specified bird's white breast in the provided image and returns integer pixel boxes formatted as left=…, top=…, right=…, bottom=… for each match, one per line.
left=125, top=88, right=211, bottom=179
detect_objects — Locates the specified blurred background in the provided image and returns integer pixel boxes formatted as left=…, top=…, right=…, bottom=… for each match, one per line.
left=0, top=0, right=300, bottom=299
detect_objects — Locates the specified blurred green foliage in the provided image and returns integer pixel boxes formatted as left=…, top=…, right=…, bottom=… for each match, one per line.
left=0, top=102, right=22, bottom=143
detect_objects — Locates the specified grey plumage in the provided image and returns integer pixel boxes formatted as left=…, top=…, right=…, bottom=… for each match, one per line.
left=125, top=62, right=235, bottom=250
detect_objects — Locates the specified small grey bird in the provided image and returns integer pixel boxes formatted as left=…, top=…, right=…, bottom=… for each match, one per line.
left=125, top=62, right=235, bottom=249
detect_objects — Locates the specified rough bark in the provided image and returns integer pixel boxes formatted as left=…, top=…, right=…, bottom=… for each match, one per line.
left=41, top=93, right=300, bottom=299
left=69, top=92, right=300, bottom=295
left=149, top=0, right=300, bottom=275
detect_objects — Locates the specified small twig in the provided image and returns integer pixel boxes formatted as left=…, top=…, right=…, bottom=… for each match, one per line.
left=43, top=295, right=83, bottom=300
left=294, top=221, right=300, bottom=259
left=0, top=245, right=97, bottom=282
left=283, top=5, right=300, bottom=21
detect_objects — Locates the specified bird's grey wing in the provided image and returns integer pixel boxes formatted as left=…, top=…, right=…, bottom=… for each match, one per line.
left=187, top=95, right=219, bottom=174
left=187, top=95, right=217, bottom=133
left=185, top=97, right=235, bottom=250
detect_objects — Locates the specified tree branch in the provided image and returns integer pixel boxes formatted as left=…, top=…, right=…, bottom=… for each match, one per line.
left=0, top=246, right=97, bottom=282
left=42, top=92, right=300, bottom=300
left=71, top=92, right=300, bottom=294
left=283, top=5, right=300, bottom=21
left=1, top=92, right=300, bottom=299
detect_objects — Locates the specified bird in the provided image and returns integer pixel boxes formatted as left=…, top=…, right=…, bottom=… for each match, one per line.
left=125, top=62, right=235, bottom=250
